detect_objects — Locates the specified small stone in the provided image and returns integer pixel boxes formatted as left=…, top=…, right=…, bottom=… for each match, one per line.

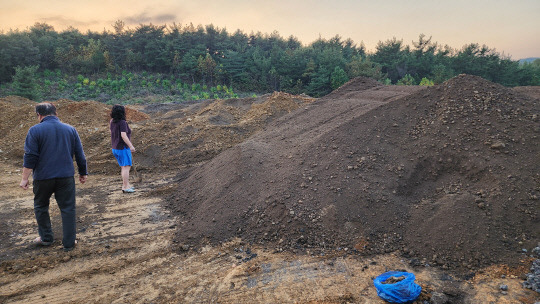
left=430, top=292, right=449, bottom=304
left=490, top=141, right=505, bottom=149
left=500, top=284, right=508, bottom=291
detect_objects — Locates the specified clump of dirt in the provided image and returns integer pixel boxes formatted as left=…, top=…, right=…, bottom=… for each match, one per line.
left=168, top=75, right=539, bottom=274
left=381, top=275, right=406, bottom=284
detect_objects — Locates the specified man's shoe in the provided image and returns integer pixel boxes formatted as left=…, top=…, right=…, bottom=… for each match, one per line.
left=33, top=236, right=52, bottom=246
left=63, top=240, right=78, bottom=252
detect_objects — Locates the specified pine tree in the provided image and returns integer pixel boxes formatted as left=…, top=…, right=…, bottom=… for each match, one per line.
left=330, top=66, right=349, bottom=89
left=13, top=65, right=40, bottom=100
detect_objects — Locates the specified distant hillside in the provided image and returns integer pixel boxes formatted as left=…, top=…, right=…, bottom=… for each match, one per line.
left=519, top=57, right=540, bottom=64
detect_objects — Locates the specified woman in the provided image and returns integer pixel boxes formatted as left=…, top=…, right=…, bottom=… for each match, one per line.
left=110, top=105, right=136, bottom=193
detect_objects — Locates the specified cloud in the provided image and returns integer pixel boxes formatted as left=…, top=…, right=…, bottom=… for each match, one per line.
left=36, top=15, right=101, bottom=30
left=123, top=11, right=178, bottom=25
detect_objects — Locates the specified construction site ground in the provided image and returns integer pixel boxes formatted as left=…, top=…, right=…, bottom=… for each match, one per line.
left=0, top=76, right=538, bottom=303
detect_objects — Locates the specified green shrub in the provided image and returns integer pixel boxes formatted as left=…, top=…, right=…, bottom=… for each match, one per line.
left=419, top=77, right=434, bottom=86
left=397, top=74, right=415, bottom=86
left=330, top=66, right=349, bottom=90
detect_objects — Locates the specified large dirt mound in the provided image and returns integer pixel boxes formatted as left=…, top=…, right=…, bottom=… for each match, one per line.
left=131, top=92, right=315, bottom=172
left=168, top=75, right=539, bottom=272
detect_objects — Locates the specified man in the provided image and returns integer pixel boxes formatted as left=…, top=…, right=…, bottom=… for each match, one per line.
left=19, top=102, right=88, bottom=252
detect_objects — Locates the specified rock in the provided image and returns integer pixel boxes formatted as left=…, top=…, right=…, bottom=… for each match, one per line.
left=532, top=245, right=540, bottom=257
left=430, top=292, right=449, bottom=304
left=523, top=258, right=540, bottom=293
left=499, top=284, right=508, bottom=291
left=490, top=141, right=506, bottom=149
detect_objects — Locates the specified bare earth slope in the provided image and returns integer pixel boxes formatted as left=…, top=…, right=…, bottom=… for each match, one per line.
left=169, top=75, right=539, bottom=272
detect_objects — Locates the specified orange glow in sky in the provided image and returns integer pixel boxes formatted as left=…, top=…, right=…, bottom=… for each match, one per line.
left=1, top=0, right=539, bottom=59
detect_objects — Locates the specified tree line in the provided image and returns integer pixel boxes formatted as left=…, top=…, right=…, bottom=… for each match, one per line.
left=1, top=21, right=539, bottom=101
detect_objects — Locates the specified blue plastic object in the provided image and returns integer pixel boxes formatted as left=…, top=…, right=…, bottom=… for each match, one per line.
left=373, top=271, right=422, bottom=303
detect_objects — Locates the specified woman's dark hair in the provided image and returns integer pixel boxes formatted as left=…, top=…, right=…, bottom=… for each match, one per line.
left=111, top=104, right=126, bottom=122
left=35, top=102, right=57, bottom=116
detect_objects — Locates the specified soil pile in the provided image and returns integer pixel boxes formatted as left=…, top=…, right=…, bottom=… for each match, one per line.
left=0, top=97, right=149, bottom=173
left=323, top=76, right=383, bottom=99
left=0, top=92, right=314, bottom=174
left=132, top=92, right=315, bottom=171
left=168, top=75, right=539, bottom=272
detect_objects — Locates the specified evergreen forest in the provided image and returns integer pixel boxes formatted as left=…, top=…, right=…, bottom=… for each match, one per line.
left=1, top=21, right=539, bottom=103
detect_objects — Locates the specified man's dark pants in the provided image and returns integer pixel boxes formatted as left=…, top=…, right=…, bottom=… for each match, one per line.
left=33, top=177, right=76, bottom=248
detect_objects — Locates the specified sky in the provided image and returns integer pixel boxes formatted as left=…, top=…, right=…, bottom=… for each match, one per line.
left=1, top=0, right=539, bottom=60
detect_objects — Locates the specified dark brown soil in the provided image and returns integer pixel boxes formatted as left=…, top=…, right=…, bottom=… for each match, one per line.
left=382, top=275, right=406, bottom=284
left=168, top=75, right=540, bottom=274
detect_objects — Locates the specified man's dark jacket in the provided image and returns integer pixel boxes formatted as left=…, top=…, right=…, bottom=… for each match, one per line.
left=23, top=116, right=87, bottom=180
